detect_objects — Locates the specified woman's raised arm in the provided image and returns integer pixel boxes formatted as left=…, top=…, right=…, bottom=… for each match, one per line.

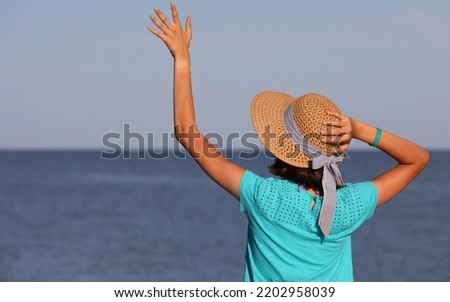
left=148, top=3, right=245, bottom=199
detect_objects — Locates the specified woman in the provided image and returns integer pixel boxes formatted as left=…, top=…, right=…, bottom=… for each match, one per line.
left=147, top=3, right=429, bottom=281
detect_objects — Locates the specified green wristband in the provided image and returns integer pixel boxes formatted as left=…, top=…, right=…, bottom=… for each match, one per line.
left=370, top=128, right=382, bottom=147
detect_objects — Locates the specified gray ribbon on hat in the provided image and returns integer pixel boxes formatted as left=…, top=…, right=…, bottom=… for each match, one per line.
left=283, top=104, right=344, bottom=237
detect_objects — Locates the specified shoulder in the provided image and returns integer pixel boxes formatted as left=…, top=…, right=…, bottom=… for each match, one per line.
left=239, top=170, right=293, bottom=213
left=339, top=182, right=378, bottom=202
left=239, top=170, right=264, bottom=191
left=338, top=181, right=378, bottom=208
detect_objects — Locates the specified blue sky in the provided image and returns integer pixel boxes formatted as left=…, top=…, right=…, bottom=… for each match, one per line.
left=1, top=0, right=449, bottom=150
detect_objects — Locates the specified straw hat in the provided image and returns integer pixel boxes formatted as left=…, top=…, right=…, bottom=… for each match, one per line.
left=251, top=91, right=341, bottom=168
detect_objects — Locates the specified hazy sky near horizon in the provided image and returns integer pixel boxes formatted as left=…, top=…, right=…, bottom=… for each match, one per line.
left=1, top=0, right=450, bottom=150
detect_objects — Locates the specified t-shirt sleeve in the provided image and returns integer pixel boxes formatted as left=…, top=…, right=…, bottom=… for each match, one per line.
left=239, top=170, right=264, bottom=213
left=336, top=181, right=378, bottom=235
left=353, top=181, right=378, bottom=222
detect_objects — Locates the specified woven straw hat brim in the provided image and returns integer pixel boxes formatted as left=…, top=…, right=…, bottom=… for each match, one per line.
left=251, top=91, right=341, bottom=168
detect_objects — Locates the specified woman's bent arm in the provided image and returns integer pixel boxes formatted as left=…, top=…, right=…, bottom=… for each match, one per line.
left=323, top=112, right=429, bottom=207
left=354, top=120, right=430, bottom=207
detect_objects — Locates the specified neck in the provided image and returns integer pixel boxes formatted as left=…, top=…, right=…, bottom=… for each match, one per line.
left=298, top=184, right=321, bottom=196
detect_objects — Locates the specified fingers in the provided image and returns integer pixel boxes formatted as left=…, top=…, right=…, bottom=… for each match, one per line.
left=324, top=111, right=350, bottom=125
left=148, top=4, right=177, bottom=39
left=321, top=124, right=351, bottom=148
left=327, top=111, right=344, bottom=120
left=185, top=16, right=192, bottom=38
left=149, top=4, right=190, bottom=39
left=149, top=14, right=167, bottom=33
left=321, top=127, right=346, bottom=137
left=171, top=2, right=181, bottom=25
left=321, top=135, right=350, bottom=156
left=147, top=25, right=166, bottom=41
left=322, top=120, right=345, bottom=139
left=149, top=6, right=177, bottom=34
left=323, top=120, right=344, bottom=128
left=321, top=133, right=345, bottom=143
left=154, top=7, right=173, bottom=28
left=321, top=125, right=351, bottom=140
left=320, top=112, right=353, bottom=154
left=333, top=143, right=349, bottom=155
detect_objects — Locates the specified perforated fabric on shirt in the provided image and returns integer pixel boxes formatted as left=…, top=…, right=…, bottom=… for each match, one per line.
left=255, top=177, right=371, bottom=235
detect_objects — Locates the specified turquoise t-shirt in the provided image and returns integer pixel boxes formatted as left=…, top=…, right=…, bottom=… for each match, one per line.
left=239, top=170, right=378, bottom=282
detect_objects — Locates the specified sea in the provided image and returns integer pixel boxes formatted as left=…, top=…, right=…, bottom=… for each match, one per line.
left=0, top=150, right=448, bottom=282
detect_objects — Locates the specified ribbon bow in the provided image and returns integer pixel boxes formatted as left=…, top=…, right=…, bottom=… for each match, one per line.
left=283, top=104, right=344, bottom=237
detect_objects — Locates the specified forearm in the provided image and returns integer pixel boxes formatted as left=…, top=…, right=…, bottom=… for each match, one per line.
left=352, top=119, right=429, bottom=206
left=173, top=54, right=197, bottom=137
left=354, top=120, right=429, bottom=167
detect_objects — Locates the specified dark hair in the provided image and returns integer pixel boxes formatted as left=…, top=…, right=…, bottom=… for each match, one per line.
left=268, top=158, right=343, bottom=195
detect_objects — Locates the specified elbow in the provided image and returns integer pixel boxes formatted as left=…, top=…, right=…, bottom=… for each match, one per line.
left=173, top=123, right=198, bottom=144
left=417, top=148, right=430, bottom=171
left=173, top=124, right=182, bottom=142
left=173, top=123, right=187, bottom=141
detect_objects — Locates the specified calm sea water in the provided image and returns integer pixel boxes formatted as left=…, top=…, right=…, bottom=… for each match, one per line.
left=0, top=150, right=448, bottom=282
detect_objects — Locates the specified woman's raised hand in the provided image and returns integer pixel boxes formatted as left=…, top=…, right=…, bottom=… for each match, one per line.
left=148, top=3, right=192, bottom=59
left=321, top=111, right=358, bottom=154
